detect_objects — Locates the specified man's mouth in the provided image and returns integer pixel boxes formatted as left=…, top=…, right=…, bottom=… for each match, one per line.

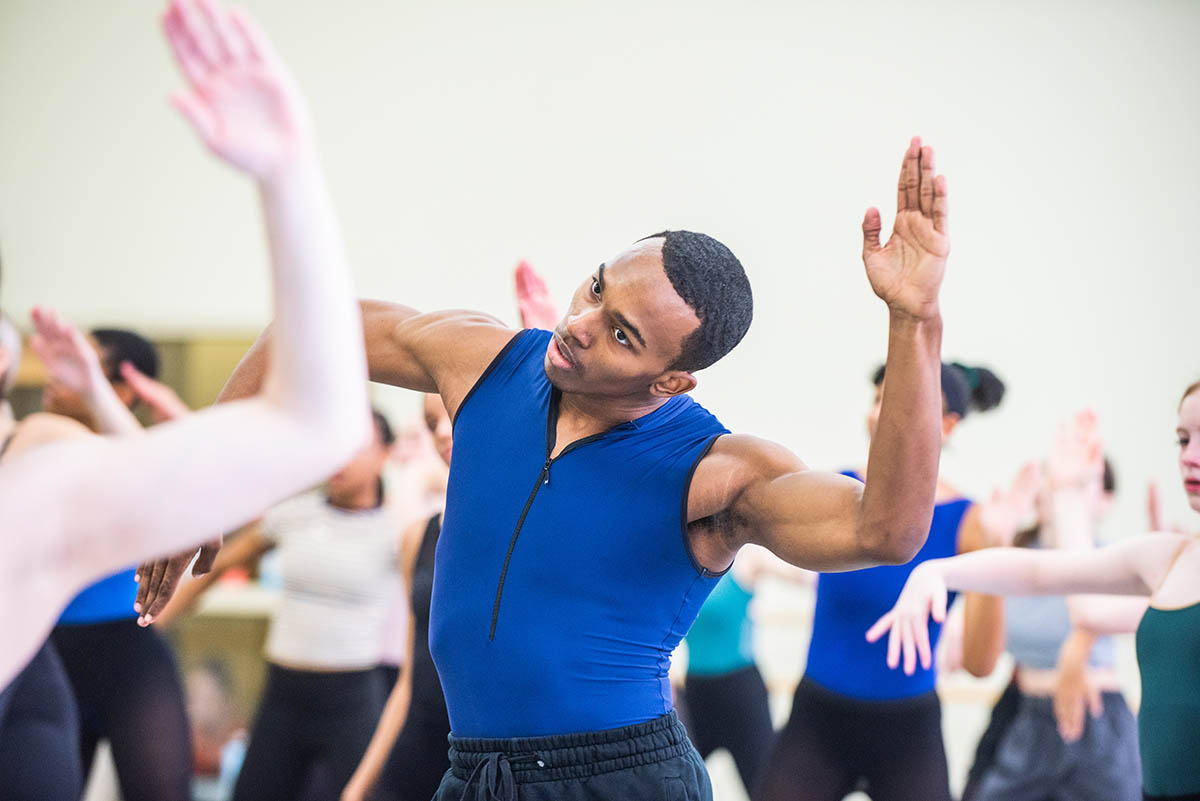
left=550, top=332, right=576, bottom=369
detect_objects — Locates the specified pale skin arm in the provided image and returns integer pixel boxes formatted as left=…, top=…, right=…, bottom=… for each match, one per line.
left=689, top=139, right=948, bottom=573
left=129, top=0, right=376, bottom=625
left=0, top=0, right=371, bottom=687
left=959, top=461, right=1043, bottom=677
left=865, top=532, right=1187, bottom=675
left=341, top=518, right=426, bottom=801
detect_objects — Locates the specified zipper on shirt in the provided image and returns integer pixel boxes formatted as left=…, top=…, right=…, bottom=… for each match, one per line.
left=487, top=389, right=609, bottom=641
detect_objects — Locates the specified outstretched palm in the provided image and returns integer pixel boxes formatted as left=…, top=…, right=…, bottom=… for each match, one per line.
left=163, top=0, right=312, bottom=179
left=862, top=137, right=949, bottom=320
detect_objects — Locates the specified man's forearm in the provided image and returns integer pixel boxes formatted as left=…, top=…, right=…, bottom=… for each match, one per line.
left=858, top=311, right=943, bottom=563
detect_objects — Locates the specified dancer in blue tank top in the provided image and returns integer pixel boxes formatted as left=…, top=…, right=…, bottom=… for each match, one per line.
left=754, top=361, right=1006, bottom=801
left=196, top=136, right=954, bottom=801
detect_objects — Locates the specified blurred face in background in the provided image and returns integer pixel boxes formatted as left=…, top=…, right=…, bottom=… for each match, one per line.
left=326, top=416, right=392, bottom=503
left=867, top=379, right=959, bottom=446
left=1179, top=388, right=1200, bottom=513
left=424, top=393, right=452, bottom=467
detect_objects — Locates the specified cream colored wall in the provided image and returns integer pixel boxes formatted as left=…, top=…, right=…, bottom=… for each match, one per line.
left=2, top=0, right=1198, bottom=540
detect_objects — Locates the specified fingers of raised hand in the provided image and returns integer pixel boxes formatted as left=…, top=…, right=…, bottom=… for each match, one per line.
left=896, top=136, right=921, bottom=212
left=932, top=175, right=948, bottom=234
left=918, top=145, right=936, bottom=216
left=901, top=617, right=919, bottom=675
left=861, top=207, right=883, bottom=257
left=866, top=610, right=894, bottom=644
left=163, top=2, right=213, bottom=88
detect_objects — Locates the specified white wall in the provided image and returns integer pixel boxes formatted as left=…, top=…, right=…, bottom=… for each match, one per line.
left=2, top=0, right=1198, bottom=537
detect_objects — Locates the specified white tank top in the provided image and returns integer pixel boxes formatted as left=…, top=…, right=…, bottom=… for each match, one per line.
left=262, top=492, right=400, bottom=670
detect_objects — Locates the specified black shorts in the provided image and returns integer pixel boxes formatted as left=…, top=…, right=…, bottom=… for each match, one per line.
left=433, top=711, right=711, bottom=800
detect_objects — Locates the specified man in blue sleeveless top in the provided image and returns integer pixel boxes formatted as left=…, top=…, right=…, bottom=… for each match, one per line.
left=153, top=103, right=951, bottom=796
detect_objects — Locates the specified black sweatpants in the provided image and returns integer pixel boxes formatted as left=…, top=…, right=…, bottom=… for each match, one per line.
left=0, top=640, right=83, bottom=801
left=232, top=664, right=386, bottom=801
left=51, top=618, right=193, bottom=801
left=753, top=677, right=950, bottom=801
left=682, top=665, right=774, bottom=794
left=433, top=711, right=711, bottom=800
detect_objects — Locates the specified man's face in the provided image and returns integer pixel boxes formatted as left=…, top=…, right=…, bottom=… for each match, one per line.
left=543, top=238, right=700, bottom=398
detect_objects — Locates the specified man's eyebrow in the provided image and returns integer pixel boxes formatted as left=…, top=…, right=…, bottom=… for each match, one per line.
left=612, top=312, right=645, bottom=349
left=597, top=264, right=606, bottom=291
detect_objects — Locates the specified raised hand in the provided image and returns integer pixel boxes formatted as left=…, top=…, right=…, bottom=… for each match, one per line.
left=865, top=561, right=949, bottom=675
left=162, top=0, right=313, bottom=179
left=515, top=261, right=559, bottom=330
left=862, top=137, right=949, bottom=320
left=121, top=362, right=192, bottom=423
left=1047, top=410, right=1103, bottom=489
left=29, top=307, right=108, bottom=400
left=979, top=461, right=1042, bottom=546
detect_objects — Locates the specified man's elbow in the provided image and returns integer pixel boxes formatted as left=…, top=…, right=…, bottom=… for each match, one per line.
left=859, top=525, right=927, bottom=566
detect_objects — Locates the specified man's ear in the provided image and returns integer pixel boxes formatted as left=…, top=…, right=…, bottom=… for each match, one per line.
left=650, top=370, right=696, bottom=399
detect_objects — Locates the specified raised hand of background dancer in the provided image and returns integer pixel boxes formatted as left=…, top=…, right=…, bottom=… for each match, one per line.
left=162, top=0, right=313, bottom=178
left=30, top=307, right=141, bottom=435
left=1053, top=629, right=1104, bottom=743
left=515, top=260, right=559, bottom=330
left=861, top=137, right=948, bottom=321
left=1047, top=409, right=1103, bottom=490
left=121, top=362, right=192, bottom=423
left=977, top=461, right=1042, bottom=546
left=1147, top=481, right=1188, bottom=534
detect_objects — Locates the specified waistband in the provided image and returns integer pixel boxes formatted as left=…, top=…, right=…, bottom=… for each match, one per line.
left=797, top=675, right=941, bottom=711
left=448, top=711, right=694, bottom=784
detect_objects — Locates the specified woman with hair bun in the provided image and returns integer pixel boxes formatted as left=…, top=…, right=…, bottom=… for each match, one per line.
left=753, top=361, right=1011, bottom=801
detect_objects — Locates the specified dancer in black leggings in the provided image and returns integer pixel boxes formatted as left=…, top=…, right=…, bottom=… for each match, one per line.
left=344, top=394, right=455, bottom=801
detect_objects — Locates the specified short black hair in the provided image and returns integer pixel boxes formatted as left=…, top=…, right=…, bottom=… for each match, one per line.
left=872, top=361, right=1005, bottom=420
left=641, top=230, right=752, bottom=373
left=91, top=328, right=159, bottom=382
left=371, top=408, right=395, bottom=446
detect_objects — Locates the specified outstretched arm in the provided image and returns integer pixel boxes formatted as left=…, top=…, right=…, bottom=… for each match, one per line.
left=865, top=533, right=1185, bottom=675
left=691, top=139, right=948, bottom=572
left=0, top=0, right=370, bottom=687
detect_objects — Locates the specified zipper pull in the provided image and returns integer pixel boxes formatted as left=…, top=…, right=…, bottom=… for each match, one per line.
left=542, top=458, right=552, bottom=485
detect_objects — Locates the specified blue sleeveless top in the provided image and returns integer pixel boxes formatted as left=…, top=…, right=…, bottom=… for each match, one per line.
left=804, top=470, right=971, bottom=700
left=429, top=329, right=728, bottom=737
left=685, top=574, right=755, bottom=676
left=58, top=568, right=139, bottom=625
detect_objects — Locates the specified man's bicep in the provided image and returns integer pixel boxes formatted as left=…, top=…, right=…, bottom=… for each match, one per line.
left=736, top=467, right=869, bottom=572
